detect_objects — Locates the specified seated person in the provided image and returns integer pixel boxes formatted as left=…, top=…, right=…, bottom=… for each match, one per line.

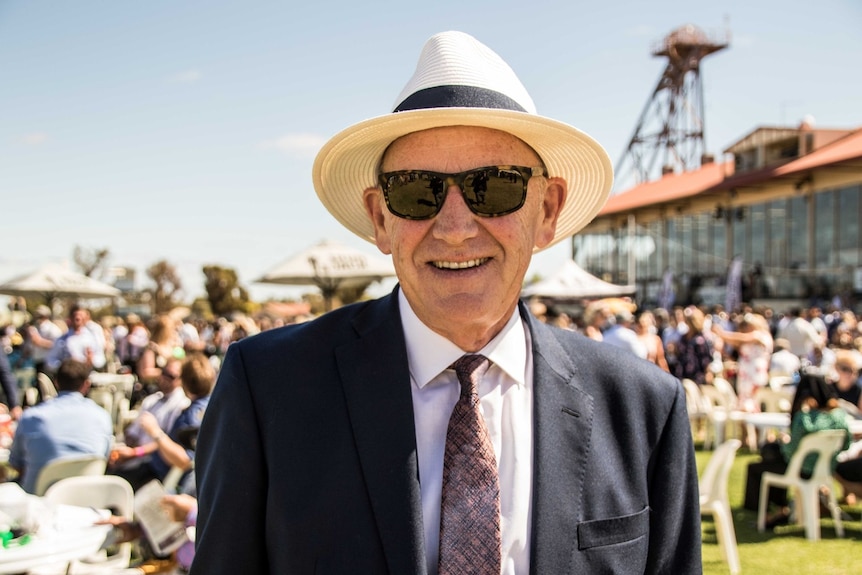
left=99, top=492, right=198, bottom=573
left=832, top=349, right=862, bottom=412
left=110, top=357, right=190, bottom=469
left=745, top=370, right=852, bottom=524
left=113, top=352, right=213, bottom=491
left=9, top=359, right=113, bottom=493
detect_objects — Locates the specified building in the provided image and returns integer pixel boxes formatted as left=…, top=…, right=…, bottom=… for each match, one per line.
left=576, top=121, right=862, bottom=311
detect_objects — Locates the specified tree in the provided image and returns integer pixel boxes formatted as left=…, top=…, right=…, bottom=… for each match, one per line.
left=73, top=245, right=110, bottom=278
left=202, top=265, right=253, bottom=317
left=146, top=260, right=183, bottom=314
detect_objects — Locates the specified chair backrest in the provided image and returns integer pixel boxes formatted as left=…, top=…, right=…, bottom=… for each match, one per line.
left=43, top=475, right=135, bottom=568
left=33, top=455, right=107, bottom=496
left=783, top=429, right=847, bottom=481
left=712, top=377, right=739, bottom=410
left=44, top=475, right=134, bottom=517
left=700, top=383, right=732, bottom=412
left=700, top=438, right=742, bottom=504
left=36, top=372, right=58, bottom=402
left=682, top=379, right=706, bottom=416
left=754, top=386, right=793, bottom=413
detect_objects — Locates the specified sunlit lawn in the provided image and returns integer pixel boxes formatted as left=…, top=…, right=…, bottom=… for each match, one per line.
left=697, top=445, right=862, bottom=575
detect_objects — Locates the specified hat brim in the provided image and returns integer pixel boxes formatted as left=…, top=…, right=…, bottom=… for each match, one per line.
left=312, top=108, right=614, bottom=252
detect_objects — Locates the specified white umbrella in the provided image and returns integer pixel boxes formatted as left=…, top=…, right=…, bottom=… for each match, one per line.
left=0, top=263, right=121, bottom=301
left=257, top=239, right=396, bottom=311
left=521, top=259, right=635, bottom=300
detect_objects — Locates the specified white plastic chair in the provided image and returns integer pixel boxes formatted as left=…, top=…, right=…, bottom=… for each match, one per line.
left=682, top=379, right=709, bottom=443
left=700, top=438, right=742, bottom=575
left=757, top=429, right=847, bottom=541
left=33, top=455, right=108, bottom=496
left=699, top=384, right=733, bottom=449
left=36, top=475, right=136, bottom=574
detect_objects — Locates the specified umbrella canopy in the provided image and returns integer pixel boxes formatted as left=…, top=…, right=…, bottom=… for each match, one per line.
left=0, top=263, right=121, bottom=301
left=257, top=239, right=396, bottom=310
left=521, top=259, right=635, bottom=300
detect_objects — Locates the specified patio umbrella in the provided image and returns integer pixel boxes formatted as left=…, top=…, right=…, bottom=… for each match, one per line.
left=0, top=263, right=120, bottom=302
left=257, top=239, right=396, bottom=311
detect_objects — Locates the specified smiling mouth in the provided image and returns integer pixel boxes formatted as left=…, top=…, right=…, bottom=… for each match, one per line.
left=432, top=258, right=490, bottom=270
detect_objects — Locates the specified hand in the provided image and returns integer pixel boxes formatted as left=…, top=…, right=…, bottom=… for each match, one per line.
left=138, top=412, right=161, bottom=437
left=161, top=493, right=197, bottom=523
left=95, top=515, right=142, bottom=543
left=110, top=444, right=135, bottom=464
left=9, top=406, right=22, bottom=421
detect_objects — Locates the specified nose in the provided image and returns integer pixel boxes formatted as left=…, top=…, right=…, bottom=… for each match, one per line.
left=431, top=183, right=479, bottom=243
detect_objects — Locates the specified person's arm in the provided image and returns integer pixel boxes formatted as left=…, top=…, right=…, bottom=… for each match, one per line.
left=0, top=350, right=20, bottom=417
left=653, top=335, right=670, bottom=372
left=139, top=411, right=191, bottom=470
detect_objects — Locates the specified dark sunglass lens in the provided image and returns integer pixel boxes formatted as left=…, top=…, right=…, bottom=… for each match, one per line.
left=464, top=168, right=526, bottom=216
left=387, top=173, right=443, bottom=219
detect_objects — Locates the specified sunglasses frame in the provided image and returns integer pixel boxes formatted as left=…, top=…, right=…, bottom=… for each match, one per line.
left=378, top=165, right=547, bottom=220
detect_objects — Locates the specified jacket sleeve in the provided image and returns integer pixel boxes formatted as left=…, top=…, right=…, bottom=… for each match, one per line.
left=645, top=380, right=703, bottom=574
left=190, top=343, right=269, bottom=574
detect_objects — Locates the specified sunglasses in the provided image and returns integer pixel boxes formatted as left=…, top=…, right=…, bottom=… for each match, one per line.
left=378, top=165, right=546, bottom=220
left=837, top=364, right=857, bottom=375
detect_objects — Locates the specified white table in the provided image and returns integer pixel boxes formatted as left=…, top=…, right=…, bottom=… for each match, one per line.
left=0, top=504, right=112, bottom=574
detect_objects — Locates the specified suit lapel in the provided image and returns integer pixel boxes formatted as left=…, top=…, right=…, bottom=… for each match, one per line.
left=335, top=293, right=427, bottom=575
left=524, top=309, right=595, bottom=574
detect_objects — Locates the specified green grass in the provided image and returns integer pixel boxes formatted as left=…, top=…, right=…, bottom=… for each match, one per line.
left=697, top=446, right=862, bottom=575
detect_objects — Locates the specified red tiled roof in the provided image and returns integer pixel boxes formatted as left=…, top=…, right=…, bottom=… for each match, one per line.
left=600, top=161, right=731, bottom=214
left=599, top=127, right=862, bottom=215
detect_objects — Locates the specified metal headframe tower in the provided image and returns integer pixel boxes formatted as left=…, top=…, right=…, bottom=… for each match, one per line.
left=613, top=24, right=729, bottom=193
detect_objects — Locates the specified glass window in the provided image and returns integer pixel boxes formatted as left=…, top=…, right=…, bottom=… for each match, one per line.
left=787, top=195, right=808, bottom=269
left=837, top=185, right=860, bottom=266
left=768, top=199, right=787, bottom=269
left=814, top=191, right=834, bottom=269
left=711, top=213, right=726, bottom=275
left=750, top=204, right=766, bottom=267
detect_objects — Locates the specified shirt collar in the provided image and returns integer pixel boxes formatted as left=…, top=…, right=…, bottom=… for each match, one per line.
left=398, top=289, right=527, bottom=389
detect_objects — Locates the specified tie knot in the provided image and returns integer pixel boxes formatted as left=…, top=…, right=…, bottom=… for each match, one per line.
left=450, top=354, right=491, bottom=396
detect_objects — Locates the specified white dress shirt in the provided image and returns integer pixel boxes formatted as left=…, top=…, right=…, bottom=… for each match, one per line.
left=399, top=290, right=533, bottom=575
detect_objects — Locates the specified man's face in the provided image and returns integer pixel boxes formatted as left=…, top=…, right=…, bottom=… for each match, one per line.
left=70, top=310, right=87, bottom=331
left=364, top=126, right=566, bottom=349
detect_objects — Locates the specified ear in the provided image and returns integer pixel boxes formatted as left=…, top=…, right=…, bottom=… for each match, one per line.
left=363, top=187, right=392, bottom=254
left=534, top=176, right=567, bottom=249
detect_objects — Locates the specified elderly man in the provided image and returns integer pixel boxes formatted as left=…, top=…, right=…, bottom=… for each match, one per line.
left=192, top=32, right=700, bottom=575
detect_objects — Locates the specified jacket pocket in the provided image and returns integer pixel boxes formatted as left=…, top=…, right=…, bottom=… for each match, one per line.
left=577, top=506, right=649, bottom=550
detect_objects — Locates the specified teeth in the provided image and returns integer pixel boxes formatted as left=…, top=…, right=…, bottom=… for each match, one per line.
left=433, top=258, right=489, bottom=270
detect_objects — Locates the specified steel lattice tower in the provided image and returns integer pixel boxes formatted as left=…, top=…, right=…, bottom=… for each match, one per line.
left=614, top=24, right=729, bottom=192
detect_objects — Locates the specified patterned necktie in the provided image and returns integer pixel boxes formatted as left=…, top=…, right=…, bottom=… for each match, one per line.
left=438, top=354, right=501, bottom=575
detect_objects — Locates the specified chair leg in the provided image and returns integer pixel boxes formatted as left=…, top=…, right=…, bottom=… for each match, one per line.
left=757, top=477, right=771, bottom=532
left=825, top=488, right=845, bottom=538
left=800, top=485, right=820, bottom=541
left=711, top=503, right=741, bottom=574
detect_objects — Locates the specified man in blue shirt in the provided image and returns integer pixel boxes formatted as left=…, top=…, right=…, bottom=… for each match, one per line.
left=9, top=359, right=113, bottom=493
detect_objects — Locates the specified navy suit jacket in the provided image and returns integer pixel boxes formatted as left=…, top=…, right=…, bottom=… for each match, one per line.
left=191, top=290, right=702, bottom=574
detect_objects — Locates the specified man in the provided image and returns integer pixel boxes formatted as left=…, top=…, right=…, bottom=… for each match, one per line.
left=109, top=357, right=190, bottom=470
left=26, top=305, right=63, bottom=374
left=9, top=359, right=113, bottom=493
left=192, top=31, right=700, bottom=574
left=601, top=308, right=648, bottom=359
left=776, top=307, right=821, bottom=359
left=45, top=304, right=107, bottom=372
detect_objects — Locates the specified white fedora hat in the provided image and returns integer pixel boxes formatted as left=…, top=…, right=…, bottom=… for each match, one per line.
left=312, top=31, right=613, bottom=251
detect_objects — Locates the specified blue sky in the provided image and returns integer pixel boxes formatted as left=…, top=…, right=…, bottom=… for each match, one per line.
left=2, top=0, right=860, bottom=303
